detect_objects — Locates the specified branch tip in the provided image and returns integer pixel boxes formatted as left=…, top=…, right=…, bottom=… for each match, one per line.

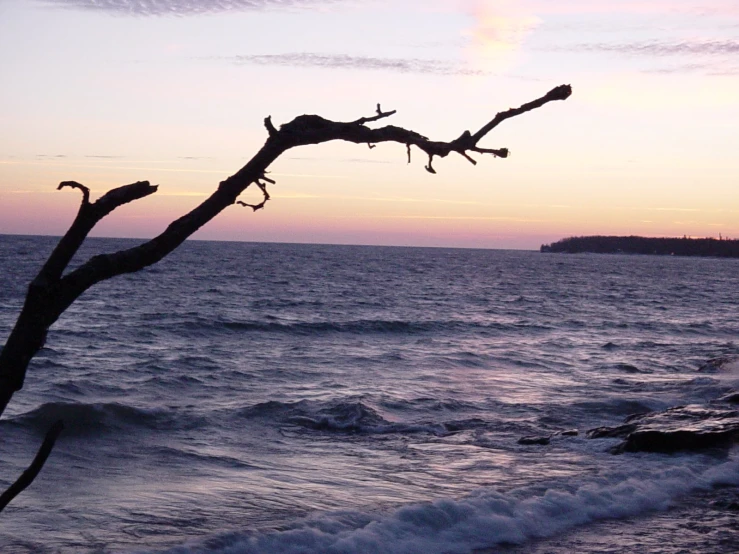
left=547, top=84, right=572, bottom=101
left=0, top=419, right=65, bottom=513
left=425, top=154, right=437, bottom=174
left=58, top=181, right=90, bottom=204
left=461, top=152, right=477, bottom=165
left=353, top=105, right=397, bottom=126
left=264, top=116, right=278, bottom=137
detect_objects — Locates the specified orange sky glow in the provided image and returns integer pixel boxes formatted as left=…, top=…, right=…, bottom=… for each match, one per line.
left=0, top=0, right=737, bottom=249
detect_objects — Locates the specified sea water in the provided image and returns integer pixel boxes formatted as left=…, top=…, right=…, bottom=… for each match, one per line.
left=0, top=236, right=737, bottom=553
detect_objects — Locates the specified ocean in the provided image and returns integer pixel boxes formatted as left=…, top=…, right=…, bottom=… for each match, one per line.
left=0, top=235, right=737, bottom=553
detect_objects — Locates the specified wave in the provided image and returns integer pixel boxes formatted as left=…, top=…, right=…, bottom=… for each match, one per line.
left=150, top=456, right=739, bottom=554
left=150, top=316, right=553, bottom=337
left=6, top=401, right=207, bottom=435
left=238, top=399, right=480, bottom=437
left=378, top=397, right=480, bottom=413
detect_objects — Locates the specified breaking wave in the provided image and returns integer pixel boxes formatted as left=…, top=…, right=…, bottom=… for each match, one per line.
left=6, top=401, right=207, bottom=435
left=152, top=457, right=739, bottom=554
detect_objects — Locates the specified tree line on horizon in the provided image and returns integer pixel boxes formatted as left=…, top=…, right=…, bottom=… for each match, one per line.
left=540, top=235, right=739, bottom=258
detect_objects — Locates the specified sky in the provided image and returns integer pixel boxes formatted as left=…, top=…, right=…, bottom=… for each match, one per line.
left=0, top=0, right=737, bottom=249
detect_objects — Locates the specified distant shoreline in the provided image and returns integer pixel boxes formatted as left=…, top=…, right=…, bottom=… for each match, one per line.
left=540, top=235, right=739, bottom=258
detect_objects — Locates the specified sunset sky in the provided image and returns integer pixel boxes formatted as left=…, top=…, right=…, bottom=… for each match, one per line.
left=1, top=0, right=737, bottom=249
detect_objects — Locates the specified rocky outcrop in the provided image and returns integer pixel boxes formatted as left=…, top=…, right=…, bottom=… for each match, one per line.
left=587, top=405, right=739, bottom=453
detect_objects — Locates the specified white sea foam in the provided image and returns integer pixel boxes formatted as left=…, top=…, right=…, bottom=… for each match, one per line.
left=153, top=455, right=739, bottom=554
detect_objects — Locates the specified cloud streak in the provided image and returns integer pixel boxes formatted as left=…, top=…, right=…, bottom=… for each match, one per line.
left=579, top=39, right=739, bottom=57
left=228, top=52, right=484, bottom=75
left=560, top=39, right=739, bottom=75
left=40, top=0, right=337, bottom=16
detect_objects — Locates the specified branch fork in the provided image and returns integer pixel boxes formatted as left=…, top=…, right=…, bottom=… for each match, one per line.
left=0, top=84, right=572, bottom=509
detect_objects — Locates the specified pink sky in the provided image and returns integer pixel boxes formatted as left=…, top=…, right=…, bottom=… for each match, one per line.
left=1, top=0, right=737, bottom=248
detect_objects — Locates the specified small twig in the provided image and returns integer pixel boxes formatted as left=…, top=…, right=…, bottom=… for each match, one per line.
left=58, top=181, right=90, bottom=205
left=264, top=116, right=277, bottom=137
left=352, top=104, right=397, bottom=126
left=425, top=154, right=436, bottom=174
left=459, top=152, right=477, bottom=165
left=255, top=180, right=270, bottom=198
left=237, top=201, right=266, bottom=212
left=472, top=147, right=509, bottom=158
left=236, top=179, right=271, bottom=212
left=0, top=420, right=64, bottom=513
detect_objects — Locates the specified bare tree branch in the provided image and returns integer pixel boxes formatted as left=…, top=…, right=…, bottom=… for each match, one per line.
left=264, top=116, right=278, bottom=137
left=37, top=181, right=158, bottom=285
left=352, top=103, right=397, bottom=126
left=0, top=182, right=157, bottom=415
left=0, top=420, right=64, bottom=513
left=57, top=180, right=90, bottom=205
left=0, top=84, right=572, bottom=421
left=237, top=179, right=272, bottom=212
left=471, top=84, right=573, bottom=143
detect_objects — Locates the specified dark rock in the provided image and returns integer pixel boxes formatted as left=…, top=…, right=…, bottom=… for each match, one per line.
left=586, top=424, right=635, bottom=440
left=560, top=429, right=579, bottom=437
left=518, top=435, right=550, bottom=445
left=587, top=405, right=739, bottom=453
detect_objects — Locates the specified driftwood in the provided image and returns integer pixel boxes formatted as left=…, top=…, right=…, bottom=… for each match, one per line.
left=0, top=84, right=571, bottom=508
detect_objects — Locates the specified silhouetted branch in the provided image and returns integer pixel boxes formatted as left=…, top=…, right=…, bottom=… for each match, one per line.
left=470, top=84, right=572, bottom=144
left=57, top=180, right=90, bottom=205
left=37, top=181, right=158, bottom=285
left=0, top=84, right=572, bottom=420
left=425, top=154, right=436, bottom=174
left=237, top=180, right=271, bottom=212
left=352, top=103, right=397, bottom=126
left=0, top=181, right=159, bottom=417
left=274, top=84, right=570, bottom=170
left=0, top=420, right=64, bottom=513
left=264, top=116, right=277, bottom=137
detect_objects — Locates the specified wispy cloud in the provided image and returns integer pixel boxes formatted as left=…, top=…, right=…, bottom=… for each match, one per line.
left=579, top=39, right=739, bottom=57
left=40, top=0, right=338, bottom=16
left=529, top=0, right=739, bottom=18
left=228, top=53, right=484, bottom=76
left=560, top=39, right=739, bottom=76
left=646, top=62, right=739, bottom=76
